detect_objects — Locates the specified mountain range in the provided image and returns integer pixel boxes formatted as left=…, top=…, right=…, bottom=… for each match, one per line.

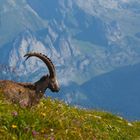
left=0, top=0, right=140, bottom=120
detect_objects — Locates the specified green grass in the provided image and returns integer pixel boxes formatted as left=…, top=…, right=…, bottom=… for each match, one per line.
left=0, top=94, right=140, bottom=140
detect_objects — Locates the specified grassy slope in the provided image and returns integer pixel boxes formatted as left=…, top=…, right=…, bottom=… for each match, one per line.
left=0, top=94, right=140, bottom=140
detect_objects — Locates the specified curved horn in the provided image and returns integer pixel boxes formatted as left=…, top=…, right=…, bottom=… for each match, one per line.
left=24, top=52, right=56, bottom=78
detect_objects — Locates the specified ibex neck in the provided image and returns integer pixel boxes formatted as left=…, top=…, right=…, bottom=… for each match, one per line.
left=34, top=75, right=49, bottom=94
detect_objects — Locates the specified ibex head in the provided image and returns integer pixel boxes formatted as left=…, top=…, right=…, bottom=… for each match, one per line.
left=24, top=52, right=60, bottom=93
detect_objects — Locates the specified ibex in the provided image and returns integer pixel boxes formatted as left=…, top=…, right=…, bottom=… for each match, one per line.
left=0, top=52, right=60, bottom=107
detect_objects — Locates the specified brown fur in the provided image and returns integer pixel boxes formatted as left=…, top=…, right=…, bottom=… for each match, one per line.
left=0, top=80, right=42, bottom=107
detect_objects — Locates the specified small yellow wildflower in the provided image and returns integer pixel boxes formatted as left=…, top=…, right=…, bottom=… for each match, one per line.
left=41, top=129, right=45, bottom=133
left=40, top=101, right=44, bottom=106
left=65, top=129, right=68, bottom=134
left=128, top=123, right=133, bottom=127
left=41, top=112, right=46, bottom=117
left=94, top=115, right=102, bottom=119
left=11, top=124, right=17, bottom=129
